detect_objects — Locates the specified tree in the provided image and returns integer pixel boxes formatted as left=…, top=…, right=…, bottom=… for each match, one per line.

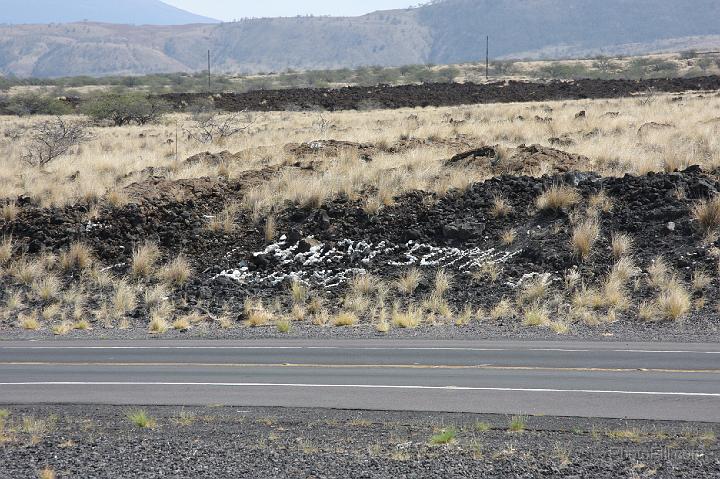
left=22, top=117, right=91, bottom=169
left=82, top=93, right=168, bottom=126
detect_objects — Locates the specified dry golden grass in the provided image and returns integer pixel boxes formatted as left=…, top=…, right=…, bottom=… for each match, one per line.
left=395, top=268, right=422, bottom=295
left=490, top=196, right=512, bottom=218
left=130, top=242, right=161, bottom=280
left=571, top=218, right=600, bottom=261
left=60, top=242, right=94, bottom=271
left=333, top=311, right=359, bottom=327
left=0, top=236, right=13, bottom=264
left=656, top=279, right=691, bottom=321
left=159, top=255, right=193, bottom=286
left=536, top=185, right=581, bottom=212
left=610, top=232, right=633, bottom=259
left=692, top=196, right=720, bottom=235
left=391, top=306, right=422, bottom=329
left=490, top=298, right=514, bottom=320
left=148, top=315, right=170, bottom=334
left=0, top=92, right=718, bottom=211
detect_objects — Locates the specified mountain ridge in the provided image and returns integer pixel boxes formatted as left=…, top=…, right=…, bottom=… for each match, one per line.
left=0, top=0, right=218, bottom=26
left=0, top=0, right=719, bottom=78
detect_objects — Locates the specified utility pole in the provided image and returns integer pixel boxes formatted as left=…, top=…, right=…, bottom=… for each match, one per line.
left=207, top=50, right=211, bottom=91
left=485, top=36, right=489, bottom=80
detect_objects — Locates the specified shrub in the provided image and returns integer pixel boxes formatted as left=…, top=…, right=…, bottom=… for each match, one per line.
left=22, top=117, right=91, bottom=169
left=83, top=93, right=168, bottom=126
left=4, top=94, right=72, bottom=116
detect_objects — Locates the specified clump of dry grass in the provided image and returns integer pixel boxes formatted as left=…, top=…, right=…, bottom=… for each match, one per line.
left=19, top=313, right=41, bottom=330
left=490, top=298, right=514, bottom=320
left=207, top=202, right=239, bottom=233
left=392, top=306, right=422, bottom=329
left=610, top=232, right=633, bottom=259
left=52, top=321, right=73, bottom=336
left=172, top=316, right=192, bottom=331
left=655, top=279, right=691, bottom=321
left=523, top=304, right=550, bottom=327
left=536, top=185, right=580, bottom=212
left=112, top=281, right=137, bottom=317
left=32, top=275, right=61, bottom=302
left=396, top=268, right=422, bottom=295
left=571, top=218, right=600, bottom=261
left=0, top=236, right=13, bottom=264
left=500, top=229, right=517, bottom=245
left=60, top=242, right=93, bottom=271
left=276, top=318, right=292, bottom=333
left=148, top=314, right=170, bottom=334
left=333, top=311, right=359, bottom=327
left=290, top=280, right=308, bottom=304
left=692, top=270, right=712, bottom=291
left=38, top=467, right=56, bottom=479
left=490, top=196, right=512, bottom=217
left=588, top=190, right=613, bottom=213
left=159, top=256, right=192, bottom=286
left=9, top=257, right=44, bottom=285
left=518, top=275, right=551, bottom=304
left=647, top=257, right=670, bottom=289
left=130, top=242, right=161, bottom=280
left=245, top=299, right=273, bottom=327
left=350, top=274, right=377, bottom=296
left=433, top=269, right=453, bottom=297
left=692, top=196, right=720, bottom=235
left=1, top=203, right=18, bottom=222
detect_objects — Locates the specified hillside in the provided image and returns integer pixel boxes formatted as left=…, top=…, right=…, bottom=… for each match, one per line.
left=0, top=0, right=719, bottom=77
left=0, top=0, right=218, bottom=25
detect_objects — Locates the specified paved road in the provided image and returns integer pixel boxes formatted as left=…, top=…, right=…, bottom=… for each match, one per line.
left=0, top=340, right=719, bottom=422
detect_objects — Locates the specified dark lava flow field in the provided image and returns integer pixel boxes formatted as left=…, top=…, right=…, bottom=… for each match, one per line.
left=160, top=75, right=720, bottom=112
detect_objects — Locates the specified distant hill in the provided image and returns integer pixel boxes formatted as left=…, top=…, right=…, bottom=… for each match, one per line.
left=0, top=0, right=218, bottom=25
left=0, top=0, right=719, bottom=78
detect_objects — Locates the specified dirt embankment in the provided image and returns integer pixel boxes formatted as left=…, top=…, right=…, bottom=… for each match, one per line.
left=159, top=76, right=720, bottom=112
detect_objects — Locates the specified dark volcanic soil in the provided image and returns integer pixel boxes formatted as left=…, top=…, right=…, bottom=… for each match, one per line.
left=159, top=76, right=720, bottom=112
left=2, top=161, right=720, bottom=341
left=0, top=405, right=717, bottom=478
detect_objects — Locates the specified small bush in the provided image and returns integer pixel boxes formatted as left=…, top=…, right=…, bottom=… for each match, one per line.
left=83, top=93, right=168, bottom=126
left=22, top=117, right=91, bottom=169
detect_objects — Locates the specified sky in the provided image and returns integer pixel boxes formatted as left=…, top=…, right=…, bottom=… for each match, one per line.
left=163, top=0, right=418, bottom=20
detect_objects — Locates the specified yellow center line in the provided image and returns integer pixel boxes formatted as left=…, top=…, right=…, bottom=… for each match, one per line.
left=0, top=362, right=718, bottom=374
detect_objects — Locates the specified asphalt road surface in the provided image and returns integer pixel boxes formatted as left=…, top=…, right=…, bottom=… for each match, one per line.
left=0, top=340, right=718, bottom=422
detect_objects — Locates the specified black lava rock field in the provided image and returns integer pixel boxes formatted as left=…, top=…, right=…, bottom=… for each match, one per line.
left=159, top=75, right=720, bottom=112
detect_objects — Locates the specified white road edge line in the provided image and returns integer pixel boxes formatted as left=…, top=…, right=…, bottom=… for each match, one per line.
left=1, top=346, right=719, bottom=354
left=1, top=382, right=720, bottom=397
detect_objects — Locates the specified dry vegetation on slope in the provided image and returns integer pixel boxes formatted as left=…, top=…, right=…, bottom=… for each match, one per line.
left=2, top=91, right=720, bottom=339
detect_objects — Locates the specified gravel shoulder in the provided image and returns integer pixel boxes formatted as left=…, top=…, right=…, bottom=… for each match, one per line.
left=0, top=405, right=717, bottom=478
